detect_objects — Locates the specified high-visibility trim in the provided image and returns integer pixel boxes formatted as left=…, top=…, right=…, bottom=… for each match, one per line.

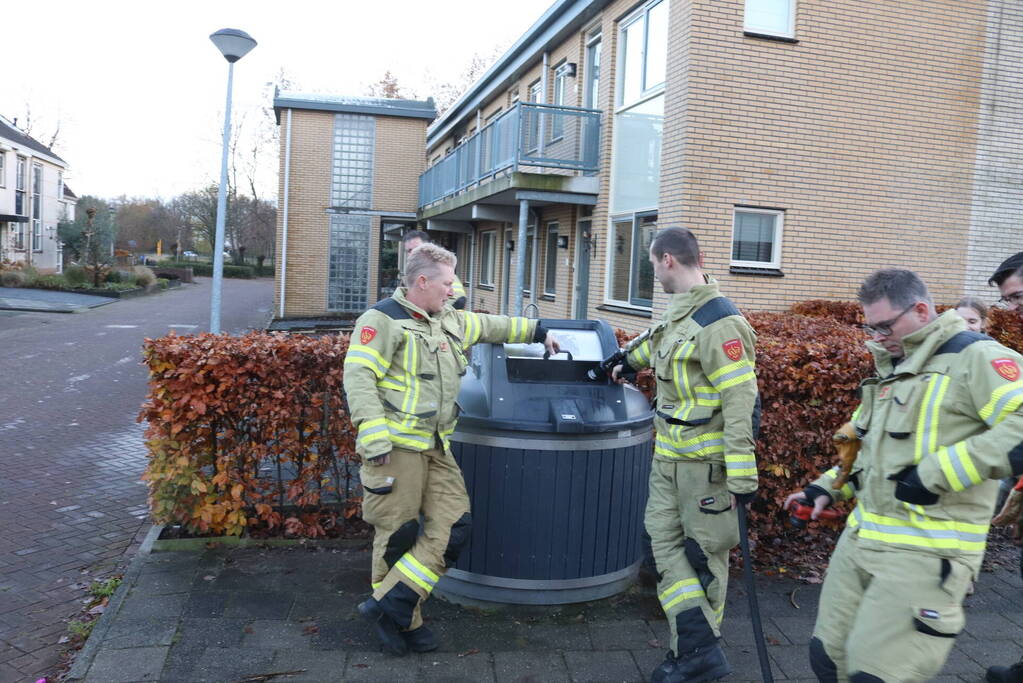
left=396, top=553, right=438, bottom=593
left=724, top=453, right=757, bottom=477
left=384, top=419, right=432, bottom=438
left=937, top=442, right=983, bottom=492
left=377, top=377, right=406, bottom=391
left=345, top=345, right=391, bottom=378
left=654, top=432, right=725, bottom=459
left=632, top=339, right=652, bottom=366
left=371, top=581, right=382, bottom=590
left=401, top=331, right=420, bottom=421
left=659, top=578, right=705, bottom=611
left=979, top=380, right=1023, bottom=426
left=694, top=386, right=721, bottom=407
left=463, top=312, right=482, bottom=348
left=915, top=375, right=950, bottom=464
left=382, top=420, right=433, bottom=450
left=824, top=465, right=856, bottom=498
left=507, top=317, right=531, bottom=343
left=714, top=602, right=725, bottom=625
left=358, top=418, right=390, bottom=447
left=707, top=361, right=755, bottom=390
left=851, top=404, right=862, bottom=421
left=670, top=342, right=697, bottom=423
left=452, top=279, right=466, bottom=297
left=850, top=506, right=988, bottom=552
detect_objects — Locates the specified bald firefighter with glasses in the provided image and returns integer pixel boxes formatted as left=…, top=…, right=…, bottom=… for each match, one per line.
left=344, top=243, right=558, bottom=656
left=784, top=268, right=1023, bottom=682
left=612, top=227, right=760, bottom=683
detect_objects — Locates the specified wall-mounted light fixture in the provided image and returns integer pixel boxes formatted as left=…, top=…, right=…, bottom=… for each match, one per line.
left=506, top=239, right=515, bottom=250
left=556, top=235, right=569, bottom=249
left=564, top=62, right=577, bottom=78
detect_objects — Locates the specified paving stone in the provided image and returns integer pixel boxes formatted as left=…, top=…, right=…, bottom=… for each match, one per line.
left=769, top=615, right=815, bottom=647
left=963, top=611, right=1022, bottom=641
left=269, top=649, right=347, bottom=682
left=83, top=645, right=168, bottom=683
left=563, top=649, right=642, bottom=682
left=289, top=593, right=358, bottom=622
left=310, top=617, right=378, bottom=651
left=240, top=619, right=315, bottom=650
left=222, top=590, right=295, bottom=619
left=493, top=651, right=571, bottom=683
left=183, top=591, right=230, bottom=618
left=588, top=619, right=657, bottom=650
left=113, top=592, right=188, bottom=621
left=188, top=647, right=277, bottom=683
left=173, top=617, right=248, bottom=649
left=101, top=617, right=178, bottom=650
left=132, top=569, right=194, bottom=595
left=767, top=644, right=814, bottom=679
left=344, top=651, right=423, bottom=681
left=419, top=651, right=496, bottom=682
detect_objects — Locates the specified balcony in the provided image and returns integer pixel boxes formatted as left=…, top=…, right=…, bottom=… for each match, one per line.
left=419, top=102, right=601, bottom=211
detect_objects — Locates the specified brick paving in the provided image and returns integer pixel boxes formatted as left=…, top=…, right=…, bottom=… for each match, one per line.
left=0, top=278, right=273, bottom=683
left=68, top=540, right=1023, bottom=683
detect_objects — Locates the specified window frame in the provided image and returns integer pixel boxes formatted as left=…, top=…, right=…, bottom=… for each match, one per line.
left=730, top=206, right=784, bottom=270
left=616, top=0, right=668, bottom=110
left=479, top=231, right=496, bottom=287
left=0, top=152, right=5, bottom=188
left=544, top=221, right=559, bottom=296
left=605, top=210, right=657, bottom=309
left=584, top=30, right=602, bottom=109
left=744, top=0, right=796, bottom=39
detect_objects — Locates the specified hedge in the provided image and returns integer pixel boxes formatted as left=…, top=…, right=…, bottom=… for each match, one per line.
left=157, top=261, right=255, bottom=278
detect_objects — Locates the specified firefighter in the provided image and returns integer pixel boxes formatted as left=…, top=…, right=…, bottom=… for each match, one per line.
left=784, top=268, right=1023, bottom=682
left=401, top=230, right=467, bottom=309
left=613, top=227, right=759, bottom=683
left=343, top=242, right=558, bottom=656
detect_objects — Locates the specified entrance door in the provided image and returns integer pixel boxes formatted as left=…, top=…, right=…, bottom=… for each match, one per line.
left=573, top=219, right=592, bottom=319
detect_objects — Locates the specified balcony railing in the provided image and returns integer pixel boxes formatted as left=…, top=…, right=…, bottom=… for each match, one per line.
left=419, top=102, right=601, bottom=209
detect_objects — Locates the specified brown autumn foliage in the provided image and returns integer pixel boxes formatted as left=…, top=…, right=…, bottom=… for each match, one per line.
left=139, top=332, right=360, bottom=538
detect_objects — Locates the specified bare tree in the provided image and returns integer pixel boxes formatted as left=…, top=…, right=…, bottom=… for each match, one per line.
left=426, top=45, right=509, bottom=115
left=367, top=71, right=412, bottom=99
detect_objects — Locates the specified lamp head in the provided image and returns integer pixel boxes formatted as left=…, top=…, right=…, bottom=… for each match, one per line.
left=210, top=28, right=257, bottom=63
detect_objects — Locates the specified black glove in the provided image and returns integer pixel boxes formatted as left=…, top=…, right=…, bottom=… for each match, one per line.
left=733, top=491, right=755, bottom=507
left=801, top=484, right=833, bottom=507
left=889, top=466, right=939, bottom=505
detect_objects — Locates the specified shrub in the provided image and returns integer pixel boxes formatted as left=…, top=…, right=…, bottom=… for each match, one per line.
left=134, top=265, right=157, bottom=288
left=789, top=300, right=864, bottom=326
left=139, top=333, right=357, bottom=538
left=33, top=274, right=70, bottom=291
left=156, top=278, right=170, bottom=289
left=106, top=270, right=137, bottom=285
left=987, top=307, right=1023, bottom=354
left=0, top=270, right=26, bottom=287
left=64, top=264, right=88, bottom=287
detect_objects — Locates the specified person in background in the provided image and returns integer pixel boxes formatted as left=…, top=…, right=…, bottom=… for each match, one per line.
left=954, top=296, right=989, bottom=333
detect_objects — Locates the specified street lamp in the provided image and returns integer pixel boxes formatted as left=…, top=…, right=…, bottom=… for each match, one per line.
left=208, top=28, right=257, bottom=334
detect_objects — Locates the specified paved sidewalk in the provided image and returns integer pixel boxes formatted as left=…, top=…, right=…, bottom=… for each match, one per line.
left=0, top=287, right=117, bottom=313
left=67, top=529, right=1023, bottom=683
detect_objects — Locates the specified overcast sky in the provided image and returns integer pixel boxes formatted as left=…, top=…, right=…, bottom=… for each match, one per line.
left=3, top=0, right=553, bottom=202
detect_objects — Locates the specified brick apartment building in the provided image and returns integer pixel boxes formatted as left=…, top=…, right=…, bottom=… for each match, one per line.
left=272, top=93, right=436, bottom=319
left=276, top=0, right=1021, bottom=333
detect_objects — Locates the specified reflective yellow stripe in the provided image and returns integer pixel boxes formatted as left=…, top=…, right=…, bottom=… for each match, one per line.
left=654, top=432, right=725, bottom=459
left=659, top=578, right=704, bottom=611
left=915, top=375, right=950, bottom=464
left=452, top=278, right=466, bottom=297
left=724, top=453, right=756, bottom=477
left=348, top=343, right=390, bottom=369
left=850, top=507, right=988, bottom=551
left=371, top=581, right=382, bottom=590
left=345, top=356, right=386, bottom=377
left=937, top=442, right=983, bottom=492
left=707, top=360, right=750, bottom=382
left=714, top=602, right=725, bottom=625
left=401, top=331, right=420, bottom=420
left=377, top=377, right=405, bottom=391
left=463, top=312, right=481, bottom=348
left=694, top=386, right=721, bottom=407
left=715, top=370, right=755, bottom=391
left=671, top=342, right=696, bottom=423
left=851, top=404, right=862, bottom=421
left=396, top=553, right=438, bottom=593
left=385, top=419, right=432, bottom=438
left=979, top=380, right=1023, bottom=426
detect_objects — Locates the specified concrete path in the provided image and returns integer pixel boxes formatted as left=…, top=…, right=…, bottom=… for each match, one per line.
left=67, top=533, right=1023, bottom=683
left=0, top=278, right=274, bottom=683
left=0, top=287, right=116, bottom=313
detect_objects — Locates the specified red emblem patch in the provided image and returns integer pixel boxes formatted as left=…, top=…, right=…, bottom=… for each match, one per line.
left=879, top=386, right=891, bottom=399
left=360, top=326, right=377, bottom=345
left=439, top=341, right=449, bottom=352
left=722, top=339, right=743, bottom=362
left=991, top=358, right=1020, bottom=381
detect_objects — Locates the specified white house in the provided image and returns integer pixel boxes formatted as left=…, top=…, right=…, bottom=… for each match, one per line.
left=0, top=115, right=74, bottom=273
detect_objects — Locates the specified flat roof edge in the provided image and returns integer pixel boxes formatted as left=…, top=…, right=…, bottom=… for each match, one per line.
left=273, top=98, right=436, bottom=121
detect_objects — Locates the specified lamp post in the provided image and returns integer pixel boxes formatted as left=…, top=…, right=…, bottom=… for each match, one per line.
left=208, top=28, right=257, bottom=333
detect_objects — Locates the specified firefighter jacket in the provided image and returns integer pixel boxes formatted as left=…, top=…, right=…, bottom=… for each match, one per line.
left=624, top=278, right=759, bottom=495
left=450, top=276, right=467, bottom=310
left=812, top=310, right=1023, bottom=570
left=343, top=288, right=543, bottom=459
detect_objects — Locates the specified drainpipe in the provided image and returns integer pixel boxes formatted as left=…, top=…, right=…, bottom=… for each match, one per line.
left=278, top=108, right=293, bottom=319
left=468, top=230, right=476, bottom=311
left=538, top=52, right=549, bottom=158
left=528, top=209, right=540, bottom=312
left=514, top=199, right=529, bottom=316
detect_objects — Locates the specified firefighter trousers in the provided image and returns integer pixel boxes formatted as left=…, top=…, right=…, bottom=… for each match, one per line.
left=811, top=528, right=971, bottom=682
left=360, top=444, right=471, bottom=631
left=645, top=459, right=739, bottom=657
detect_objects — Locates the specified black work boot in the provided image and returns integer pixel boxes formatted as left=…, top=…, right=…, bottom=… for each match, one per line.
left=358, top=597, right=408, bottom=656
left=402, top=624, right=439, bottom=652
left=652, top=642, right=732, bottom=683
left=987, top=659, right=1023, bottom=683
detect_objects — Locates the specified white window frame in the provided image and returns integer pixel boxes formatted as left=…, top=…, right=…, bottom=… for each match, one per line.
left=730, top=207, right=784, bottom=269
left=479, top=231, right=496, bottom=286
left=585, top=29, right=602, bottom=109
left=544, top=222, right=559, bottom=296
left=32, top=220, right=42, bottom=252
left=0, top=152, right=5, bottom=188
left=616, top=0, right=668, bottom=109
left=57, top=170, right=63, bottom=199
left=605, top=210, right=657, bottom=309
left=744, top=0, right=796, bottom=39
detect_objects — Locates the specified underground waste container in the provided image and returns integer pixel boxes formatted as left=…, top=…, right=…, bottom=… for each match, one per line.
left=436, top=319, right=654, bottom=605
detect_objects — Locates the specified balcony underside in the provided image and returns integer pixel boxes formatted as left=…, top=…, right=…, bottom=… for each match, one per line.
left=419, top=172, right=598, bottom=225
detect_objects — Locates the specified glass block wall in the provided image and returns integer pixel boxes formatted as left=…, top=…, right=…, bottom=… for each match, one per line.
left=328, top=113, right=375, bottom=312
left=332, top=114, right=375, bottom=209
left=328, top=213, right=371, bottom=312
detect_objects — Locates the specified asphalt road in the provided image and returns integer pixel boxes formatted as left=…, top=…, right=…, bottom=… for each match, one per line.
left=0, top=277, right=274, bottom=682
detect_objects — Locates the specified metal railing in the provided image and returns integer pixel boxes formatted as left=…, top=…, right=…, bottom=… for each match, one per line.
left=419, top=102, right=601, bottom=208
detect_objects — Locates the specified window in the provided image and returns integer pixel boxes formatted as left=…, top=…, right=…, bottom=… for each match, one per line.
left=331, top=113, right=375, bottom=209
left=521, top=227, right=537, bottom=294
left=744, top=0, right=795, bottom=38
left=57, top=170, right=63, bottom=199
left=544, top=222, right=559, bottom=295
left=15, top=156, right=26, bottom=216
left=14, top=223, right=25, bottom=250
left=609, top=212, right=656, bottom=307
left=617, top=0, right=667, bottom=106
left=479, top=231, right=495, bottom=286
left=0, top=152, right=5, bottom=188
left=731, top=208, right=784, bottom=269
left=585, top=31, right=602, bottom=108
left=529, top=80, right=543, bottom=103
left=32, top=164, right=42, bottom=251
left=551, top=63, right=571, bottom=139
left=611, top=0, right=666, bottom=214
left=327, top=213, right=371, bottom=312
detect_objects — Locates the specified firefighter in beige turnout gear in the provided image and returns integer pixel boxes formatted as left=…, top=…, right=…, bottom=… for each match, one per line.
left=785, top=269, right=1023, bottom=683
left=344, top=243, right=558, bottom=656
left=614, top=228, right=759, bottom=683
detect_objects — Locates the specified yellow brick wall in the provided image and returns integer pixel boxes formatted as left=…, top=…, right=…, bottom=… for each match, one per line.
left=373, top=117, right=428, bottom=211
left=274, top=109, right=333, bottom=318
